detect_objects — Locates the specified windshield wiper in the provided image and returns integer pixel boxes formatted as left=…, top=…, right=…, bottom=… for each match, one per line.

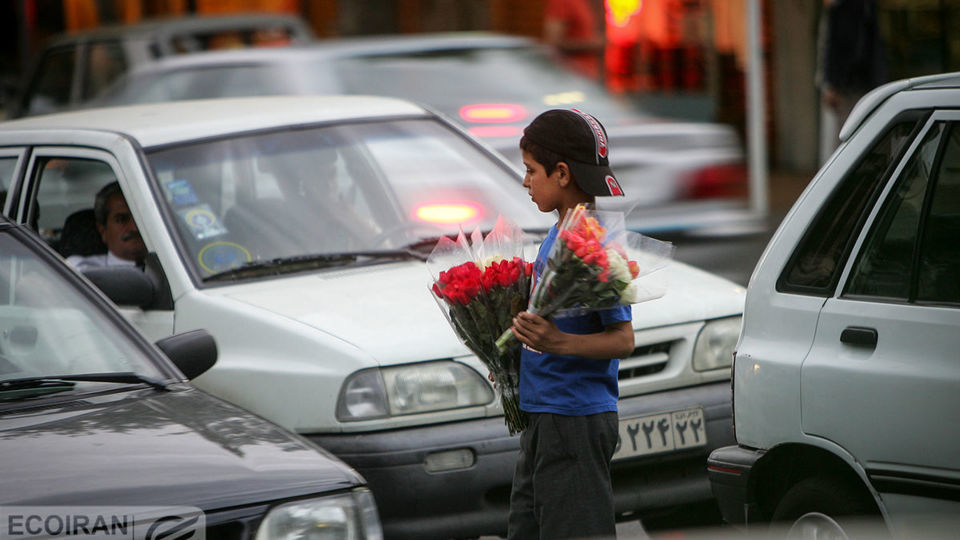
left=0, top=372, right=171, bottom=393
left=204, top=250, right=428, bottom=282
left=341, top=248, right=428, bottom=262
left=204, top=253, right=360, bottom=282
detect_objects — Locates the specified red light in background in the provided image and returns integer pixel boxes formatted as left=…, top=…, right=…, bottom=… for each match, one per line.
left=687, top=163, right=748, bottom=200
left=605, top=0, right=643, bottom=28
left=468, top=125, right=524, bottom=138
left=414, top=202, right=484, bottom=224
left=459, top=104, right=527, bottom=124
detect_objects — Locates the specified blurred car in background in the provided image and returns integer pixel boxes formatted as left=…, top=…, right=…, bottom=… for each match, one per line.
left=0, top=95, right=744, bottom=538
left=80, top=32, right=766, bottom=282
left=0, top=216, right=381, bottom=539
left=3, top=12, right=314, bottom=119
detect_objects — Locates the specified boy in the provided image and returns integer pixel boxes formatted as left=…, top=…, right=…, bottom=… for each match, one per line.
left=507, top=109, right=634, bottom=539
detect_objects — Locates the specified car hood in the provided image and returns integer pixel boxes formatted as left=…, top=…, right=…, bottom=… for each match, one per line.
left=218, top=260, right=467, bottom=366
left=216, top=259, right=744, bottom=367
left=0, top=388, right=362, bottom=508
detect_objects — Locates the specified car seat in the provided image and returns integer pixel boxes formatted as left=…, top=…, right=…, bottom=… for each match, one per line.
left=56, top=208, right=107, bottom=258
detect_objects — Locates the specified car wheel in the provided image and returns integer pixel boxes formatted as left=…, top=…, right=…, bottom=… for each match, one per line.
left=771, top=476, right=882, bottom=539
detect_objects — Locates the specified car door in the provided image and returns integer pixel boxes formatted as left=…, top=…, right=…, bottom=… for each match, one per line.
left=801, top=113, right=960, bottom=504
left=15, top=147, right=175, bottom=341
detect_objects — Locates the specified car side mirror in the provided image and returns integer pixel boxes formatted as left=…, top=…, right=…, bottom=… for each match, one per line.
left=155, top=329, right=218, bottom=380
left=83, top=265, right=156, bottom=307
left=81, top=252, right=174, bottom=310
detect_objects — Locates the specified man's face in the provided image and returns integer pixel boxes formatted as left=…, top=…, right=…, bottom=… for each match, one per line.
left=97, top=194, right=146, bottom=262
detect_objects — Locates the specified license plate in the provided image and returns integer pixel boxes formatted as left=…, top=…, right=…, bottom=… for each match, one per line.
left=612, top=407, right=707, bottom=461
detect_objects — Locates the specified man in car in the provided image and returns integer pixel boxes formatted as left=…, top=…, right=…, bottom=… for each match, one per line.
left=67, top=181, right=147, bottom=270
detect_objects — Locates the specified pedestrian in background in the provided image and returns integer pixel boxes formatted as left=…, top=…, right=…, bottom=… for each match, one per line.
left=816, top=0, right=886, bottom=161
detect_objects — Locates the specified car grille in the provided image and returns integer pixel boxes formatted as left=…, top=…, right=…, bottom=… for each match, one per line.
left=618, top=341, right=673, bottom=380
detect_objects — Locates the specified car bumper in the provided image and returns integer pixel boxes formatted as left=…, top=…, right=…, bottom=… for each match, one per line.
left=706, top=444, right=764, bottom=526
left=307, top=381, right=733, bottom=538
left=308, top=381, right=733, bottom=540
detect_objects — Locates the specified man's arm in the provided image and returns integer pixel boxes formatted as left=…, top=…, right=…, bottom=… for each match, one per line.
left=510, top=312, right=634, bottom=360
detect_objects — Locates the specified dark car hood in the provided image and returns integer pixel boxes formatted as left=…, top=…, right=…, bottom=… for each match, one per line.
left=0, top=387, right=362, bottom=509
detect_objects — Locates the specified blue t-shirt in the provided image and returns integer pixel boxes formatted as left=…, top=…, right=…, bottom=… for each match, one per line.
left=519, top=225, right=631, bottom=416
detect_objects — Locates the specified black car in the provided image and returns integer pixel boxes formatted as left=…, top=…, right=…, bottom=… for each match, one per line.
left=0, top=218, right=381, bottom=539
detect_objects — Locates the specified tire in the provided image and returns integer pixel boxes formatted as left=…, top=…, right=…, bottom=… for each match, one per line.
left=771, top=476, right=884, bottom=540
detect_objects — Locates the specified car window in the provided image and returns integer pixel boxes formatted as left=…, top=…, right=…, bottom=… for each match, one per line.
left=917, top=123, right=960, bottom=304
left=0, top=157, right=17, bottom=191
left=845, top=122, right=945, bottom=299
left=172, top=26, right=299, bottom=53
left=25, top=47, right=76, bottom=115
left=0, top=233, right=163, bottom=392
left=777, top=112, right=926, bottom=296
left=31, top=157, right=118, bottom=247
left=145, top=118, right=550, bottom=279
left=81, top=41, right=127, bottom=101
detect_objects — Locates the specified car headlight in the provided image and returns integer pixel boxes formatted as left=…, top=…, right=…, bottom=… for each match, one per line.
left=336, top=361, right=494, bottom=421
left=692, top=316, right=741, bottom=372
left=255, top=488, right=382, bottom=540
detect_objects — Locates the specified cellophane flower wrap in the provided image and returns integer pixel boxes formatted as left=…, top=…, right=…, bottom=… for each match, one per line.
left=495, top=203, right=674, bottom=352
left=427, top=216, right=533, bottom=435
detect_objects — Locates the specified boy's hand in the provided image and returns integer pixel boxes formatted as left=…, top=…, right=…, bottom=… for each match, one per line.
left=511, top=311, right=565, bottom=354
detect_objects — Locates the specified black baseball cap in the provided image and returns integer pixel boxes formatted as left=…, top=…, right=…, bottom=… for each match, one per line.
left=522, top=108, right=625, bottom=197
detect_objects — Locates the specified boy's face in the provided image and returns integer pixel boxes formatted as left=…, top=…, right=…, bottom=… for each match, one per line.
left=521, top=149, right=566, bottom=214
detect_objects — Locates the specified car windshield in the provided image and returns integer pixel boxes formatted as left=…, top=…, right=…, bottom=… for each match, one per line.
left=146, top=117, right=551, bottom=281
left=0, top=233, right=164, bottom=392
left=326, top=45, right=647, bottom=130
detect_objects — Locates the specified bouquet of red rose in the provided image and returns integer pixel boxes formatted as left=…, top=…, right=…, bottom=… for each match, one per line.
left=428, top=216, right=533, bottom=435
left=495, top=203, right=673, bottom=353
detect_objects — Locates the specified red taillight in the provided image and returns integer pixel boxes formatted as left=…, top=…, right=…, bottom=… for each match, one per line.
left=414, top=202, right=484, bottom=224
left=687, top=163, right=748, bottom=199
left=459, top=103, right=528, bottom=124
left=467, top=125, right=524, bottom=138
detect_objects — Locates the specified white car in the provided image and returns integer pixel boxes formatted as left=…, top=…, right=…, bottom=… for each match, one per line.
left=0, top=95, right=744, bottom=538
left=708, top=72, right=960, bottom=538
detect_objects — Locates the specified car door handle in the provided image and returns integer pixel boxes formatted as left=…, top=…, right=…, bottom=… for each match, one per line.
left=840, top=326, right=878, bottom=348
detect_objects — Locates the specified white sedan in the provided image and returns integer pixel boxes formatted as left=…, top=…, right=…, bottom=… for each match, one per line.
left=0, top=95, right=744, bottom=539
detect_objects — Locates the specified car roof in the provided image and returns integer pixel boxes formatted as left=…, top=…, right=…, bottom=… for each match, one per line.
left=841, top=71, right=960, bottom=141
left=0, top=95, right=430, bottom=148
left=118, top=31, right=540, bottom=70
left=45, top=12, right=315, bottom=45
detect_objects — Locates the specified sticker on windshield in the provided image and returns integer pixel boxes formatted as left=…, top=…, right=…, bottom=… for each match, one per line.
left=198, top=241, right=251, bottom=274
left=178, top=204, right=227, bottom=240
left=165, top=179, right=200, bottom=206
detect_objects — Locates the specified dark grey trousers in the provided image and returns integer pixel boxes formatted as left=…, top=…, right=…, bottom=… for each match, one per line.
left=507, top=411, right=619, bottom=540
